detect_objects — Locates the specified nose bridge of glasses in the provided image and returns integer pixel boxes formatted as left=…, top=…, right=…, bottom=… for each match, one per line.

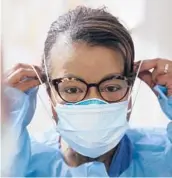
left=87, top=83, right=98, bottom=88
left=86, top=83, right=102, bottom=100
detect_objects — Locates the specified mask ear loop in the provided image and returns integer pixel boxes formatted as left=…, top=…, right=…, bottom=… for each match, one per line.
left=127, top=60, right=143, bottom=114
left=42, top=55, right=64, bottom=145
left=30, top=65, right=57, bottom=129
left=33, top=55, right=62, bottom=146
left=43, top=54, right=58, bottom=106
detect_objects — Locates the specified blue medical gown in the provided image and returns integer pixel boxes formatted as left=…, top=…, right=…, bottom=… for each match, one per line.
left=4, top=85, right=172, bottom=177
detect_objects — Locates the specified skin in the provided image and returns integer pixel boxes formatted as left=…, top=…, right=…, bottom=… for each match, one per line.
left=135, top=59, right=172, bottom=96
left=4, top=42, right=172, bottom=170
left=50, top=42, right=125, bottom=104
left=50, top=42, right=126, bottom=168
left=4, top=63, right=41, bottom=91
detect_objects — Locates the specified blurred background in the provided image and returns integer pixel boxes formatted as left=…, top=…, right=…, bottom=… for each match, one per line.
left=2, top=0, right=172, bottom=141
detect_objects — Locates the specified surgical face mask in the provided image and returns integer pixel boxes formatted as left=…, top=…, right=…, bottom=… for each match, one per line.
left=56, top=98, right=129, bottom=158
left=31, top=57, right=143, bottom=158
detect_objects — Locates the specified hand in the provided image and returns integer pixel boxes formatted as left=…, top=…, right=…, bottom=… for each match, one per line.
left=134, top=58, right=172, bottom=96
left=4, top=63, right=42, bottom=92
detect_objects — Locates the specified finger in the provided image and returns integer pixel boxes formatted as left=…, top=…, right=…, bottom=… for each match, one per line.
left=5, top=63, right=32, bottom=77
left=6, top=68, right=41, bottom=86
left=135, top=59, right=159, bottom=73
left=13, top=63, right=41, bottom=72
left=5, top=63, right=41, bottom=77
left=152, top=68, right=158, bottom=82
left=141, top=60, right=172, bottom=85
left=156, top=74, right=168, bottom=85
left=138, top=71, right=155, bottom=88
left=30, top=65, right=44, bottom=83
left=154, top=60, right=171, bottom=76
left=15, top=79, right=40, bottom=92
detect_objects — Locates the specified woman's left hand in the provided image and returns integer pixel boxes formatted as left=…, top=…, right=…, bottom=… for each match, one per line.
left=134, top=58, right=172, bottom=96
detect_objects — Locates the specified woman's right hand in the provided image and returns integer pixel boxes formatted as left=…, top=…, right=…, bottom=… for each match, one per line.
left=4, top=63, right=42, bottom=92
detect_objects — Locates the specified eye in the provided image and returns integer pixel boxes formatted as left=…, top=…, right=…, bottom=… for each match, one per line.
left=101, top=85, right=122, bottom=92
left=63, top=87, right=83, bottom=94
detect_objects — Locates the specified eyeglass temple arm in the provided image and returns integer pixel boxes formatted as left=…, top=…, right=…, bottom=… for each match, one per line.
left=126, top=72, right=137, bottom=85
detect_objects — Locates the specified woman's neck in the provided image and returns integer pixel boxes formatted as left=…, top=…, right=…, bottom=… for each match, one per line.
left=62, top=144, right=117, bottom=171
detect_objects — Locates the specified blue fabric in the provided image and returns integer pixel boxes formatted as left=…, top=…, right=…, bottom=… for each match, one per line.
left=4, top=85, right=172, bottom=177
left=109, top=135, right=132, bottom=177
left=154, top=85, right=172, bottom=120
left=4, top=86, right=38, bottom=176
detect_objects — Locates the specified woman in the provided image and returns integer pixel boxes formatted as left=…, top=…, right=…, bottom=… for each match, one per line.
left=4, top=6, right=172, bottom=177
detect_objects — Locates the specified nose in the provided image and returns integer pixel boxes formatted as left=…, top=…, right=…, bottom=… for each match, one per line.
left=85, top=87, right=102, bottom=100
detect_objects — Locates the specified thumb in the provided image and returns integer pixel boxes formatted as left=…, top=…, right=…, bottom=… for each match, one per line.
left=138, top=71, right=156, bottom=89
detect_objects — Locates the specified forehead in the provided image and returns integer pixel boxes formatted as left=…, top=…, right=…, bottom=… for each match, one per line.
left=50, top=40, right=124, bottom=83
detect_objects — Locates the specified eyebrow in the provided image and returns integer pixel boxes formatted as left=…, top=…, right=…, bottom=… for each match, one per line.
left=61, top=72, right=123, bottom=82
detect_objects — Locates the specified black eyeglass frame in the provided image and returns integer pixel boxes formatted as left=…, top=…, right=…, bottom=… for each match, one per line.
left=51, top=74, right=135, bottom=103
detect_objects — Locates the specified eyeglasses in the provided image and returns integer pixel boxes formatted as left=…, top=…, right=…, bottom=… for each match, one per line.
left=52, top=75, right=134, bottom=103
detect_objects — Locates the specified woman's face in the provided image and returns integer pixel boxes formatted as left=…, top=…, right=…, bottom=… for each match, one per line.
left=49, top=41, right=128, bottom=105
